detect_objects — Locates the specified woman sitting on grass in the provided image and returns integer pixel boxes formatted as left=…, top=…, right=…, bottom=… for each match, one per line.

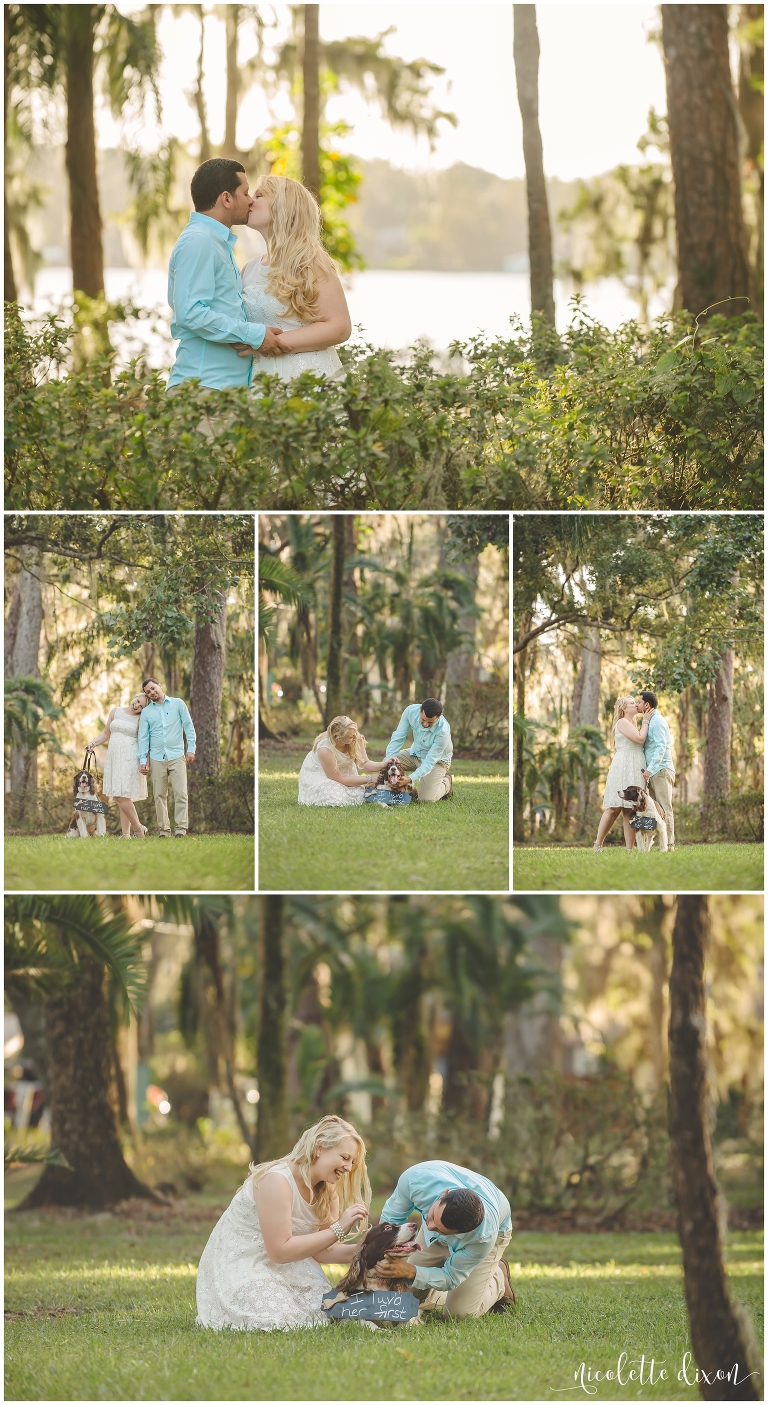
left=298, top=716, right=383, bottom=806
left=593, top=696, right=652, bottom=853
left=196, top=1115, right=370, bottom=1332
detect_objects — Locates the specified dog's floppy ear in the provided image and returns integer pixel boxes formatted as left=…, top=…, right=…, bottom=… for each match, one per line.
left=335, top=1244, right=368, bottom=1296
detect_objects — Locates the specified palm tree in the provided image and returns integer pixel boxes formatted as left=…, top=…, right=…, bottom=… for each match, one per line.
left=7, top=6, right=159, bottom=330
left=5, top=895, right=159, bottom=1209
left=258, top=547, right=310, bottom=739
left=513, top=6, right=555, bottom=326
left=4, top=675, right=63, bottom=799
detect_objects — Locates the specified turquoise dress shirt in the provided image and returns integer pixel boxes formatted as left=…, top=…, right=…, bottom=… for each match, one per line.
left=385, top=704, right=453, bottom=781
left=644, top=711, right=676, bottom=779
left=380, top=1160, right=512, bottom=1293
left=167, top=213, right=267, bottom=389
left=138, top=696, right=197, bottom=765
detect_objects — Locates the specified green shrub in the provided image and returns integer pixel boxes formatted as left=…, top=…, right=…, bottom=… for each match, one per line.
left=4, top=765, right=254, bottom=835
left=6, top=303, right=762, bottom=510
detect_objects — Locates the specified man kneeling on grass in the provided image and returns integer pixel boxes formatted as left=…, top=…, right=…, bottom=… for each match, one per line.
left=375, top=1160, right=516, bottom=1319
left=384, top=698, right=453, bottom=802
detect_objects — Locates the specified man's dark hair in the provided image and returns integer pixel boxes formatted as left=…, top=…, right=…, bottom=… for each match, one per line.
left=639, top=690, right=658, bottom=709
left=142, top=677, right=160, bottom=690
left=420, top=698, right=443, bottom=719
left=438, top=1189, right=484, bottom=1233
left=191, top=158, right=246, bottom=212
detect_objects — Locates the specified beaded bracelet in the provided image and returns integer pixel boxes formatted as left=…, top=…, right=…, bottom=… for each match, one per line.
left=330, top=1221, right=345, bottom=1242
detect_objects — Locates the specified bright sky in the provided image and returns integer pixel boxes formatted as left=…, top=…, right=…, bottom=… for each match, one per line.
left=108, top=3, right=668, bottom=181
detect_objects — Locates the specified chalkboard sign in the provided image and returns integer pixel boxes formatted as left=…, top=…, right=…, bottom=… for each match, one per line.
left=363, top=787, right=413, bottom=807
left=74, top=797, right=110, bottom=816
left=323, top=1290, right=419, bottom=1323
left=630, top=813, right=657, bottom=831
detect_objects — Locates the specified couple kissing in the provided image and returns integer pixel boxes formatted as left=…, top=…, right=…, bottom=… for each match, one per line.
left=167, top=160, right=352, bottom=401
left=88, top=679, right=196, bottom=838
left=596, top=690, right=676, bottom=852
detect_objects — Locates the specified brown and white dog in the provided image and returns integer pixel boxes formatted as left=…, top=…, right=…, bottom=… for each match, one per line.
left=66, top=769, right=108, bottom=839
left=375, top=759, right=417, bottom=798
left=618, top=785, right=668, bottom=852
left=324, top=1220, right=421, bottom=1313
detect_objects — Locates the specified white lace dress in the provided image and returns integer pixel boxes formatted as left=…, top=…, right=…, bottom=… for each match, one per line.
left=298, top=739, right=365, bottom=808
left=241, top=259, right=344, bottom=383
left=102, top=708, right=147, bottom=802
left=195, top=1164, right=331, bottom=1332
left=602, top=724, right=647, bottom=810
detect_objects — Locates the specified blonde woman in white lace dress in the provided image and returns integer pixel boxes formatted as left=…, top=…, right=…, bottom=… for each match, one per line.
left=234, top=175, right=351, bottom=383
left=298, top=716, right=383, bottom=807
left=196, top=1115, right=370, bottom=1332
left=87, top=693, right=149, bottom=838
left=593, top=696, right=652, bottom=853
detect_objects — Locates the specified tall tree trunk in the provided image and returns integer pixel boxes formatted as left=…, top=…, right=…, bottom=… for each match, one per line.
left=513, top=5, right=555, bottom=326
left=190, top=601, right=226, bottom=777
left=4, top=8, right=17, bottom=303
left=324, top=515, right=345, bottom=724
left=223, top=4, right=240, bottom=158
left=661, top=5, right=753, bottom=317
left=256, top=896, right=288, bottom=1161
left=702, top=647, right=734, bottom=836
left=8, top=552, right=44, bottom=793
left=389, top=911, right=431, bottom=1113
left=301, top=4, right=321, bottom=201
left=193, top=4, right=211, bottom=162
left=17, top=960, right=158, bottom=1209
left=513, top=610, right=532, bottom=839
left=569, top=626, right=602, bottom=832
left=667, top=896, right=761, bottom=1399
left=64, top=6, right=104, bottom=298
left=738, top=5, right=764, bottom=311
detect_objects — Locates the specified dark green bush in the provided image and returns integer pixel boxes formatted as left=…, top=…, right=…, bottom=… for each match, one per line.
left=4, top=765, right=254, bottom=835
left=6, top=303, right=762, bottom=510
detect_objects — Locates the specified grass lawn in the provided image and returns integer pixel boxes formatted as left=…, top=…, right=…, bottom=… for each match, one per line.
left=258, top=748, right=509, bottom=891
left=4, top=1181, right=762, bottom=1402
left=4, top=835, right=255, bottom=892
left=514, top=843, right=764, bottom=892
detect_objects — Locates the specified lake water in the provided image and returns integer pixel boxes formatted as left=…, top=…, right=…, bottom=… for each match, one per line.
left=32, top=266, right=665, bottom=369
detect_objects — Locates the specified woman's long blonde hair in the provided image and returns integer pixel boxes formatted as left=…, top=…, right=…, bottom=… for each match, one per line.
left=612, top=696, right=638, bottom=748
left=256, top=174, right=336, bottom=322
left=249, top=1115, right=371, bottom=1227
left=313, top=716, right=367, bottom=767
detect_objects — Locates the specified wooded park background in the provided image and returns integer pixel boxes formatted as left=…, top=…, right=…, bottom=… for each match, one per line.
left=259, top=512, right=509, bottom=758
left=5, top=515, right=255, bottom=835
left=513, top=514, right=764, bottom=847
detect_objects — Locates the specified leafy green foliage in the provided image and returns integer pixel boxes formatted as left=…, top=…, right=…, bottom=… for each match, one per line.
left=4, top=894, right=148, bottom=1012
left=6, top=306, right=763, bottom=510
left=4, top=676, right=64, bottom=759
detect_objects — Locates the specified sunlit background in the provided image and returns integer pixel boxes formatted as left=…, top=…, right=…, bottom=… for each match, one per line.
left=16, top=2, right=692, bottom=354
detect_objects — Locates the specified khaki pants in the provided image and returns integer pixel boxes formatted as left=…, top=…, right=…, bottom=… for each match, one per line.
left=395, top=750, right=451, bottom=803
left=408, top=1226, right=512, bottom=1319
left=167, top=383, right=233, bottom=441
left=150, top=756, right=189, bottom=834
left=649, top=768, right=675, bottom=848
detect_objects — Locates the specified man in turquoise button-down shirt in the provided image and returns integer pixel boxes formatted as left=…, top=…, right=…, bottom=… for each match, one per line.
left=138, top=679, right=197, bottom=837
left=638, top=690, right=676, bottom=849
left=385, top=699, right=453, bottom=801
left=377, top=1160, right=515, bottom=1318
left=167, top=158, right=285, bottom=390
